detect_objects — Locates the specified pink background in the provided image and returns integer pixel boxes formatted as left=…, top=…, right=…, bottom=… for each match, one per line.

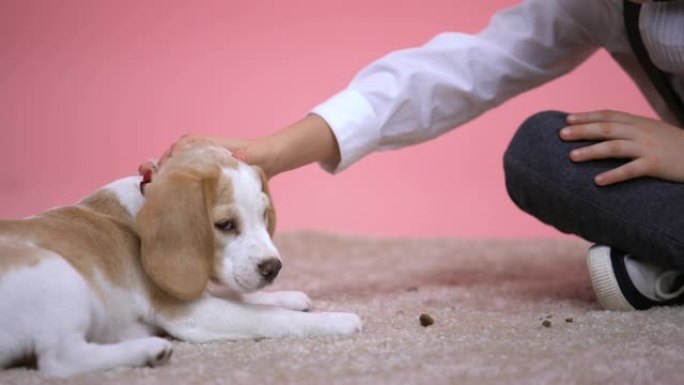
left=0, top=0, right=654, bottom=238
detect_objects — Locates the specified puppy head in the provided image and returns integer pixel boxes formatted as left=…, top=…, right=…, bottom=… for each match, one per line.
left=136, top=144, right=279, bottom=300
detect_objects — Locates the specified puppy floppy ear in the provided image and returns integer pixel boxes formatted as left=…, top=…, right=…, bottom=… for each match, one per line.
left=255, top=166, right=276, bottom=237
left=137, top=168, right=218, bottom=300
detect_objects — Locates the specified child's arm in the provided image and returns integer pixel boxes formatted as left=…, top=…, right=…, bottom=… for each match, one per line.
left=154, top=114, right=340, bottom=179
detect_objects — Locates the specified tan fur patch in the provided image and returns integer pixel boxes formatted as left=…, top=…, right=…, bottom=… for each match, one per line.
left=162, top=144, right=239, bottom=174
left=255, top=166, right=276, bottom=237
left=208, top=176, right=234, bottom=277
left=0, top=241, right=52, bottom=274
left=0, top=190, right=141, bottom=293
left=147, top=283, right=193, bottom=319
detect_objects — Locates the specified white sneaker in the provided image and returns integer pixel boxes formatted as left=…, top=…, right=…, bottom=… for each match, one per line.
left=587, top=244, right=684, bottom=311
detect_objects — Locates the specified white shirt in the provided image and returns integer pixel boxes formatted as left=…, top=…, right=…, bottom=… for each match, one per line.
left=312, top=0, right=684, bottom=173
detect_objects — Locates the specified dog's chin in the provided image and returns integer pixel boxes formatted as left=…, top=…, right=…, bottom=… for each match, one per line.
left=209, top=276, right=265, bottom=295
left=207, top=279, right=237, bottom=297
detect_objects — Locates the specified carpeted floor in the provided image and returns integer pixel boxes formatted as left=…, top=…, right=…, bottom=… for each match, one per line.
left=2, top=231, right=684, bottom=385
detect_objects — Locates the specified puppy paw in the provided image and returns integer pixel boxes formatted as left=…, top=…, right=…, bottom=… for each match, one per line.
left=145, top=338, right=173, bottom=367
left=316, top=312, right=363, bottom=336
left=273, top=291, right=311, bottom=311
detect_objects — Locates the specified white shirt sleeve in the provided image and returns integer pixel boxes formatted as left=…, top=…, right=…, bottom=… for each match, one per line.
left=312, top=0, right=604, bottom=173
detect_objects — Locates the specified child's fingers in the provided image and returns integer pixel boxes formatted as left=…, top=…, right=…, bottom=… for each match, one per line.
left=566, top=110, right=638, bottom=124
left=560, top=122, right=635, bottom=141
left=569, top=140, right=640, bottom=162
left=594, top=158, right=648, bottom=186
left=138, top=159, right=159, bottom=175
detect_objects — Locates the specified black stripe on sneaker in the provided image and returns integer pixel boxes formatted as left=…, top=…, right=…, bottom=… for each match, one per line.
left=610, top=249, right=659, bottom=310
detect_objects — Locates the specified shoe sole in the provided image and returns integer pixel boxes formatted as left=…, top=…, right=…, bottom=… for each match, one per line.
left=587, top=245, right=635, bottom=311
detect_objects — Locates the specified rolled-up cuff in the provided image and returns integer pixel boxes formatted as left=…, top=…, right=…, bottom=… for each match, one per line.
left=311, top=89, right=381, bottom=174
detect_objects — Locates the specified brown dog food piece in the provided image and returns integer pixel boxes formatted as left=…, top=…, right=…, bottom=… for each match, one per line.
left=419, top=313, right=434, bottom=327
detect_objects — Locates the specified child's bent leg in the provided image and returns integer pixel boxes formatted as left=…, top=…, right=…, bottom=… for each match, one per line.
left=503, top=110, right=684, bottom=270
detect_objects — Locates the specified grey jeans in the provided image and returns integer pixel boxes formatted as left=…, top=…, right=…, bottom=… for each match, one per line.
left=503, top=110, right=684, bottom=270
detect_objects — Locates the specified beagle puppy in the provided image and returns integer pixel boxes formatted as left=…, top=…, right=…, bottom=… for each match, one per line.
left=0, top=144, right=361, bottom=377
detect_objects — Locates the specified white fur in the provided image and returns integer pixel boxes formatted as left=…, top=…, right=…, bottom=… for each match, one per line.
left=0, top=254, right=173, bottom=377
left=218, top=163, right=280, bottom=292
left=104, top=176, right=145, bottom=218
left=0, top=162, right=362, bottom=377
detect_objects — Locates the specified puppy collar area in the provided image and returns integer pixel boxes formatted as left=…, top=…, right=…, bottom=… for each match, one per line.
left=139, top=170, right=153, bottom=196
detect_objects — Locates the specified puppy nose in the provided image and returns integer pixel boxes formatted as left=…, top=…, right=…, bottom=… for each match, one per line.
left=257, top=258, right=282, bottom=283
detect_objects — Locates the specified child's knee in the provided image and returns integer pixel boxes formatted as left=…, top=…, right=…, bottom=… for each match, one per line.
left=503, top=110, right=571, bottom=213
left=504, top=110, right=569, bottom=177
left=506, top=110, right=567, bottom=156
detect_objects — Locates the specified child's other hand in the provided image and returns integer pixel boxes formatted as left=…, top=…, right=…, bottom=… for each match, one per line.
left=559, top=110, right=684, bottom=186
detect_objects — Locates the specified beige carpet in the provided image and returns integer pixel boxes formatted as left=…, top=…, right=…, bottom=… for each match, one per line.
left=2, top=231, right=684, bottom=385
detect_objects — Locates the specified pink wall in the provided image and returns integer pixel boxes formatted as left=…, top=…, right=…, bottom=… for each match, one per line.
left=0, top=0, right=654, bottom=238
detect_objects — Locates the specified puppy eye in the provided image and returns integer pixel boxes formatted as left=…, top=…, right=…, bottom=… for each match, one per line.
left=215, top=220, right=237, bottom=233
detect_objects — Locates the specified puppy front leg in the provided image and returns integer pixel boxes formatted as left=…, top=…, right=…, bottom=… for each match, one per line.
left=156, top=297, right=361, bottom=343
left=240, top=291, right=311, bottom=311
left=207, top=282, right=311, bottom=311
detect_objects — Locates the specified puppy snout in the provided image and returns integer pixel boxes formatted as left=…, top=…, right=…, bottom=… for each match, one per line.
left=257, top=258, right=281, bottom=283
